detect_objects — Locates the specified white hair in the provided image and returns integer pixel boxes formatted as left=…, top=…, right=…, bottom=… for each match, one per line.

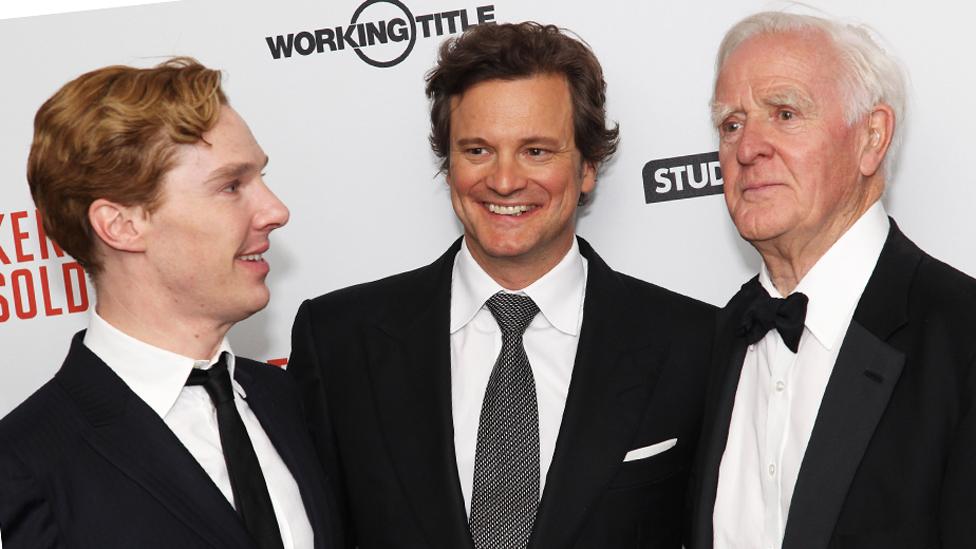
left=714, top=11, right=908, bottom=176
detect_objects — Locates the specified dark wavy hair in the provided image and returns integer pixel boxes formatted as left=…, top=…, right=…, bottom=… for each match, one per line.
left=425, top=22, right=619, bottom=175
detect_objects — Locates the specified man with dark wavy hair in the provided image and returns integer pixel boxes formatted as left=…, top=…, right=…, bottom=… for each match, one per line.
left=288, top=22, right=713, bottom=548
left=0, top=58, right=339, bottom=549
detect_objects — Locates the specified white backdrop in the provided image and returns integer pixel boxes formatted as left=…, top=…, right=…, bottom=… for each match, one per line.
left=2, top=0, right=975, bottom=416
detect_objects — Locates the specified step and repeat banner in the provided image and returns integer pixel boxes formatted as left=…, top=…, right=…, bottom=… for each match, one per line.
left=2, top=0, right=975, bottom=416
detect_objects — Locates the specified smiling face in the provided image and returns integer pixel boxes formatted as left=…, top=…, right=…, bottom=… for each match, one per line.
left=142, top=105, right=289, bottom=326
left=446, top=74, right=596, bottom=284
left=713, top=30, right=879, bottom=251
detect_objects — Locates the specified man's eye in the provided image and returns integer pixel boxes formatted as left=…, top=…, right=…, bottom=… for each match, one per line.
left=721, top=121, right=742, bottom=134
left=525, top=147, right=554, bottom=159
left=466, top=147, right=486, bottom=155
left=777, top=110, right=795, bottom=121
left=223, top=181, right=240, bottom=193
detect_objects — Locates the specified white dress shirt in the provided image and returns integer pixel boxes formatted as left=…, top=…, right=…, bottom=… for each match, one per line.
left=450, top=237, right=588, bottom=515
left=713, top=202, right=889, bottom=549
left=83, top=311, right=314, bottom=549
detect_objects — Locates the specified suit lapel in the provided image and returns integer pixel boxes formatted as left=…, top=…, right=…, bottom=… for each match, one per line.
left=237, top=361, right=339, bottom=549
left=529, top=238, right=670, bottom=548
left=57, top=334, right=254, bottom=549
left=783, top=220, right=918, bottom=547
left=782, top=323, right=904, bottom=547
left=691, top=277, right=762, bottom=548
left=367, top=239, right=475, bottom=549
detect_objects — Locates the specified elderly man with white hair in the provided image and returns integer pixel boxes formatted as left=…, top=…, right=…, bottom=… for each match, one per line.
left=689, top=11, right=976, bottom=549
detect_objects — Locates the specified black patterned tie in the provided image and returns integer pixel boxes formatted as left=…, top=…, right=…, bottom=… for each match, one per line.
left=469, top=292, right=541, bottom=549
left=739, top=291, right=809, bottom=353
left=186, top=353, right=284, bottom=549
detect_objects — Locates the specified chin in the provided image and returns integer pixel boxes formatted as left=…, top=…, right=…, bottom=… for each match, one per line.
left=236, top=289, right=272, bottom=318
left=732, top=207, right=787, bottom=239
left=735, top=222, right=788, bottom=246
left=482, top=239, right=537, bottom=260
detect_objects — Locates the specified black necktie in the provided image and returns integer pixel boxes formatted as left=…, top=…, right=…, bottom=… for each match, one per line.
left=739, top=291, right=809, bottom=353
left=469, top=292, right=541, bottom=549
left=186, top=353, right=284, bottom=549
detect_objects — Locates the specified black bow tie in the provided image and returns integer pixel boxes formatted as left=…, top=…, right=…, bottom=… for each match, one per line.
left=739, top=290, right=809, bottom=353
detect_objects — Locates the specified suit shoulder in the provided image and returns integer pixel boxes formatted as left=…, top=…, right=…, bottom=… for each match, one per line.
left=300, top=260, right=443, bottom=322
left=0, top=379, right=77, bottom=464
left=605, top=270, right=717, bottom=345
left=911, top=252, right=976, bottom=318
left=308, top=265, right=432, bottom=311
left=614, top=270, right=717, bottom=317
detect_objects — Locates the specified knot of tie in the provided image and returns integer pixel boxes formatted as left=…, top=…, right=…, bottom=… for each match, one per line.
left=485, top=292, right=540, bottom=336
left=185, top=353, right=234, bottom=405
left=739, top=291, right=809, bottom=353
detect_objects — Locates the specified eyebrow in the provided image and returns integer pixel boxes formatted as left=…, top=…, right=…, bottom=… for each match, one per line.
left=204, top=155, right=269, bottom=183
left=453, top=137, right=489, bottom=149
left=710, top=89, right=817, bottom=128
left=710, top=101, right=735, bottom=128
left=762, top=90, right=816, bottom=114
left=453, top=136, right=563, bottom=149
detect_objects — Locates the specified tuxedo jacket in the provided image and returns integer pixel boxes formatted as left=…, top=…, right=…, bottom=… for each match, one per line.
left=690, top=221, right=976, bottom=548
left=0, top=332, right=341, bottom=549
left=288, top=236, right=715, bottom=549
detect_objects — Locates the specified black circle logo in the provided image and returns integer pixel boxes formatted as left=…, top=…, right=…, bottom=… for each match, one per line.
left=349, top=0, right=417, bottom=68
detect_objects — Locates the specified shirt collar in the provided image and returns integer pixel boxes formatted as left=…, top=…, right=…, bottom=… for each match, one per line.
left=759, top=201, right=889, bottom=350
left=450, top=237, right=587, bottom=335
left=83, top=309, right=237, bottom=419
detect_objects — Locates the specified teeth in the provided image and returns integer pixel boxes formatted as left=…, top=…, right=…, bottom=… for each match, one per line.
left=487, top=203, right=532, bottom=216
left=238, top=254, right=264, bottom=261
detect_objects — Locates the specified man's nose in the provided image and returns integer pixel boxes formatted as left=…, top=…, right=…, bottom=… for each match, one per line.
left=485, top=153, right=529, bottom=196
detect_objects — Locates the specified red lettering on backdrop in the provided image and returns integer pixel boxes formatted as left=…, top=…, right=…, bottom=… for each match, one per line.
left=11, top=268, right=37, bottom=319
left=0, top=272, right=8, bottom=322
left=11, top=210, right=34, bottom=263
left=63, top=262, right=89, bottom=313
left=39, top=265, right=64, bottom=316
left=0, top=211, right=91, bottom=322
left=35, top=209, right=64, bottom=260
left=0, top=213, right=11, bottom=264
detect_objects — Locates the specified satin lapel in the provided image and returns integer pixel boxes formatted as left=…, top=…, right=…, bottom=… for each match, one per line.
left=236, top=362, right=338, bottom=549
left=692, top=311, right=747, bottom=548
left=690, top=288, right=754, bottom=548
left=367, top=240, right=474, bottom=549
left=783, top=220, right=917, bottom=547
left=782, top=323, right=904, bottom=547
left=57, top=334, right=254, bottom=549
left=529, top=239, right=669, bottom=549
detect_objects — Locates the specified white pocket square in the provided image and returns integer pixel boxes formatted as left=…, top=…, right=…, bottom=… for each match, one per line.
left=623, top=438, right=677, bottom=462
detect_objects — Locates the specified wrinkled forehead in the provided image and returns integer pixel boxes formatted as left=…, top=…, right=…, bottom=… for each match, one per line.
left=714, top=29, right=845, bottom=102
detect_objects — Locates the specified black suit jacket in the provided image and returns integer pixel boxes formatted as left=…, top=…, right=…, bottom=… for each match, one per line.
left=690, top=220, right=976, bottom=548
left=0, top=332, right=341, bottom=549
left=288, top=236, right=715, bottom=549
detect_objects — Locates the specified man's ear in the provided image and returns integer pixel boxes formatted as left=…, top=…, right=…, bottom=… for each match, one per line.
left=581, top=161, right=597, bottom=194
left=860, top=103, right=895, bottom=177
left=88, top=199, right=149, bottom=253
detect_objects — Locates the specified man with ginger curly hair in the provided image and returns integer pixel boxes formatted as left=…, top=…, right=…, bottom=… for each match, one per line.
left=0, top=58, right=339, bottom=549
